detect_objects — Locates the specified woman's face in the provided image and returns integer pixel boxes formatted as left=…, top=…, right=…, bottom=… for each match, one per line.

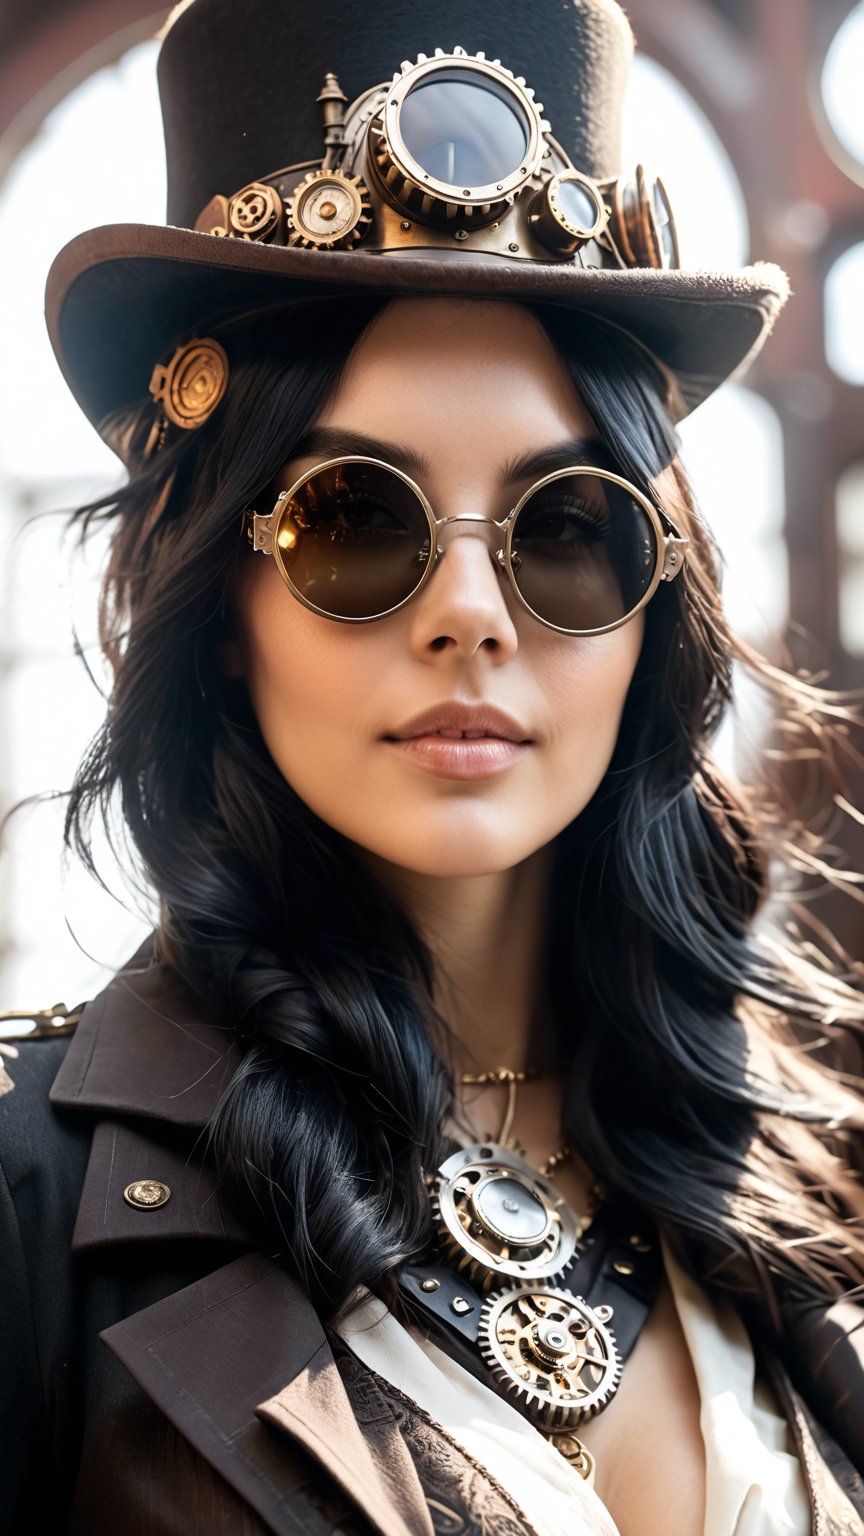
left=231, top=299, right=644, bottom=877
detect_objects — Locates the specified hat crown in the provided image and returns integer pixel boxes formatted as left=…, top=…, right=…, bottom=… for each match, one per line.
left=157, top=0, right=634, bottom=228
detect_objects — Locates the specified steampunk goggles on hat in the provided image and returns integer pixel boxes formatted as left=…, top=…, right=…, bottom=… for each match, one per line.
left=193, top=47, right=678, bottom=271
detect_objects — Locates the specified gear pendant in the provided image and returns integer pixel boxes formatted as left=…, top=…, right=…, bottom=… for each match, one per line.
left=478, top=1285, right=621, bottom=1430
left=432, top=1143, right=580, bottom=1288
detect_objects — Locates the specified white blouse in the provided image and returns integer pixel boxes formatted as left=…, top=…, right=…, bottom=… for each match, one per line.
left=335, top=1234, right=810, bottom=1536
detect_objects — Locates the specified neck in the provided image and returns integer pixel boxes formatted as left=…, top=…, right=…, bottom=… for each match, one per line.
left=367, top=844, right=557, bottom=1077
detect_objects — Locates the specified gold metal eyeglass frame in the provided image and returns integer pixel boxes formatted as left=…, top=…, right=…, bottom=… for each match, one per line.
left=244, top=454, right=688, bottom=636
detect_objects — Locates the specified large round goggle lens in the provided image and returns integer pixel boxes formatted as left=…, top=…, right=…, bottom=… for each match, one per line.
left=399, top=69, right=530, bottom=186
left=274, top=462, right=432, bottom=619
left=510, top=472, right=658, bottom=632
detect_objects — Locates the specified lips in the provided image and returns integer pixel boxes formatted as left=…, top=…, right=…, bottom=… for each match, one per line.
left=386, top=703, right=532, bottom=744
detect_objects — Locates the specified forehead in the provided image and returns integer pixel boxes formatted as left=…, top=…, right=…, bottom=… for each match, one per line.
left=313, top=297, right=597, bottom=464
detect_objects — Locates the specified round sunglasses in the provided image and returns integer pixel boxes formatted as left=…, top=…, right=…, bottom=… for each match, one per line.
left=243, top=455, right=688, bottom=635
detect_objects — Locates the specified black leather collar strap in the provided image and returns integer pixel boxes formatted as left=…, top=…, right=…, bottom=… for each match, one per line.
left=399, top=1202, right=662, bottom=1367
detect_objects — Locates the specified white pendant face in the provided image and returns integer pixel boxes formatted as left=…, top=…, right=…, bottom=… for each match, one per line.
left=433, top=1143, right=580, bottom=1285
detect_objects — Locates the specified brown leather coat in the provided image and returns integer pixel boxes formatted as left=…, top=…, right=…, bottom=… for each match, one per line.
left=2, top=957, right=863, bottom=1535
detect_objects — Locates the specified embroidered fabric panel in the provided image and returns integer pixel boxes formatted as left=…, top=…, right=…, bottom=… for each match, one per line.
left=333, top=1336, right=539, bottom=1536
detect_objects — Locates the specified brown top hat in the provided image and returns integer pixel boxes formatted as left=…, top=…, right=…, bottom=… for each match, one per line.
left=45, top=0, right=789, bottom=450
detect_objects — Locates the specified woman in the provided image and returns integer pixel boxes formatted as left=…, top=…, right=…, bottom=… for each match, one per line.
left=2, top=0, right=863, bottom=1533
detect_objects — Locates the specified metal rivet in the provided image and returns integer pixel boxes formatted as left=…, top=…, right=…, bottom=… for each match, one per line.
left=451, top=1296, right=473, bottom=1315
left=400, top=220, right=412, bottom=230
left=420, top=1278, right=440, bottom=1293
left=630, top=1234, right=652, bottom=1252
left=508, top=242, right=519, bottom=252
left=613, top=1258, right=635, bottom=1276
left=123, top=1179, right=171, bottom=1210
left=455, top=229, right=469, bottom=240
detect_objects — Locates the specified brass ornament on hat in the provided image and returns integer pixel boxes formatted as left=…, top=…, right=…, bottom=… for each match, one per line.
left=195, top=192, right=231, bottom=237
left=149, top=337, right=229, bottom=430
left=190, top=50, right=682, bottom=274
left=287, top=168, right=372, bottom=249
left=527, top=170, right=611, bottom=258
left=228, top=180, right=284, bottom=242
left=606, top=164, right=679, bottom=270
left=365, top=48, right=549, bottom=229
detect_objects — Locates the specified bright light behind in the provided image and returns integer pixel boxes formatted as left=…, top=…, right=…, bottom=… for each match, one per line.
left=821, top=2, right=864, bottom=171
left=825, top=243, right=864, bottom=385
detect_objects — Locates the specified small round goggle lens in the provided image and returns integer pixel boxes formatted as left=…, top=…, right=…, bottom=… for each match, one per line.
left=272, top=462, right=659, bottom=632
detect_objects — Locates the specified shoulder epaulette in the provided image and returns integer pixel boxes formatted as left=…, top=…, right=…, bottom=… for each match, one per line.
left=0, top=1002, right=84, bottom=1042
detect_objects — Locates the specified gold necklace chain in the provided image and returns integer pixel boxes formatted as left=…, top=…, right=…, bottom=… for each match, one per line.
left=458, top=1066, right=605, bottom=1236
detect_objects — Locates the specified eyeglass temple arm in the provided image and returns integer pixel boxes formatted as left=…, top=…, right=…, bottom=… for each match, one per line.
left=660, top=530, right=688, bottom=582
left=244, top=500, right=283, bottom=555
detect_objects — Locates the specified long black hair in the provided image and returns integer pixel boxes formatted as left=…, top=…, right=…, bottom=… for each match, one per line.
left=66, top=295, right=864, bottom=1320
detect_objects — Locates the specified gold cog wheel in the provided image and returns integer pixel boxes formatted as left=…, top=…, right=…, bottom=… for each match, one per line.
left=478, top=1286, right=621, bottom=1430
left=287, top=169, right=372, bottom=250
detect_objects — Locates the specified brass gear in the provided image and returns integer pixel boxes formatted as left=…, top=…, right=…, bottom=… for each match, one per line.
left=478, top=1285, right=621, bottom=1430
left=287, top=169, right=372, bottom=250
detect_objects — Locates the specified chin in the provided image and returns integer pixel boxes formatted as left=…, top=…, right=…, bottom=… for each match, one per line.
left=352, top=813, right=558, bottom=880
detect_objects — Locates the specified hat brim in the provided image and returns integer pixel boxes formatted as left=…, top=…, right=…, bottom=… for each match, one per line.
left=45, top=222, right=790, bottom=437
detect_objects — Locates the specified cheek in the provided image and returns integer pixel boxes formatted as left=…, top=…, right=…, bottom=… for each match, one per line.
left=235, top=569, right=386, bottom=796
left=540, top=620, right=643, bottom=742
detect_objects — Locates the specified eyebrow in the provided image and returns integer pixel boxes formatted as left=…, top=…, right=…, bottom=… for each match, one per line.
left=288, top=427, right=613, bottom=487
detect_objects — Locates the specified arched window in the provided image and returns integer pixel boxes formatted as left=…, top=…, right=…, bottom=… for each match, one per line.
left=825, top=243, right=864, bottom=386
left=836, top=462, right=864, bottom=657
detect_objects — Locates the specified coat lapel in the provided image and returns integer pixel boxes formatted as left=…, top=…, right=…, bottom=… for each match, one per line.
left=49, top=954, right=243, bottom=1127
left=101, top=1251, right=431, bottom=1536
left=69, top=1117, right=254, bottom=1251
left=49, top=954, right=433, bottom=1536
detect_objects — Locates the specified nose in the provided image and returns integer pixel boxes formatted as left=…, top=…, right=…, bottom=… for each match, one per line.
left=406, top=521, right=519, bottom=662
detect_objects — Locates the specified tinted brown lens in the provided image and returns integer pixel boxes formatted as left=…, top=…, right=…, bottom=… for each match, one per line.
left=274, top=463, right=432, bottom=619
left=510, top=472, right=658, bottom=631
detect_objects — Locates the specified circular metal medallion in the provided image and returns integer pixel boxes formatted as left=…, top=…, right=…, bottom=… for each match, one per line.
left=433, top=1143, right=579, bottom=1285
left=228, top=181, right=284, bottom=242
left=287, top=169, right=372, bottom=249
left=123, top=1179, right=171, bottom=1210
left=479, top=1285, right=620, bottom=1429
left=148, top=338, right=229, bottom=430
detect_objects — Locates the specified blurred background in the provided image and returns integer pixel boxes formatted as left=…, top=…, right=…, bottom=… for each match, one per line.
left=0, top=0, right=862, bottom=1013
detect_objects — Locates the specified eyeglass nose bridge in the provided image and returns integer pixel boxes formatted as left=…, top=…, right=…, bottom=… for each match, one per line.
left=429, top=509, right=514, bottom=566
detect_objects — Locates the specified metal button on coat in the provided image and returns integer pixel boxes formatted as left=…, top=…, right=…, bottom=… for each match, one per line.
left=123, top=1179, right=172, bottom=1209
